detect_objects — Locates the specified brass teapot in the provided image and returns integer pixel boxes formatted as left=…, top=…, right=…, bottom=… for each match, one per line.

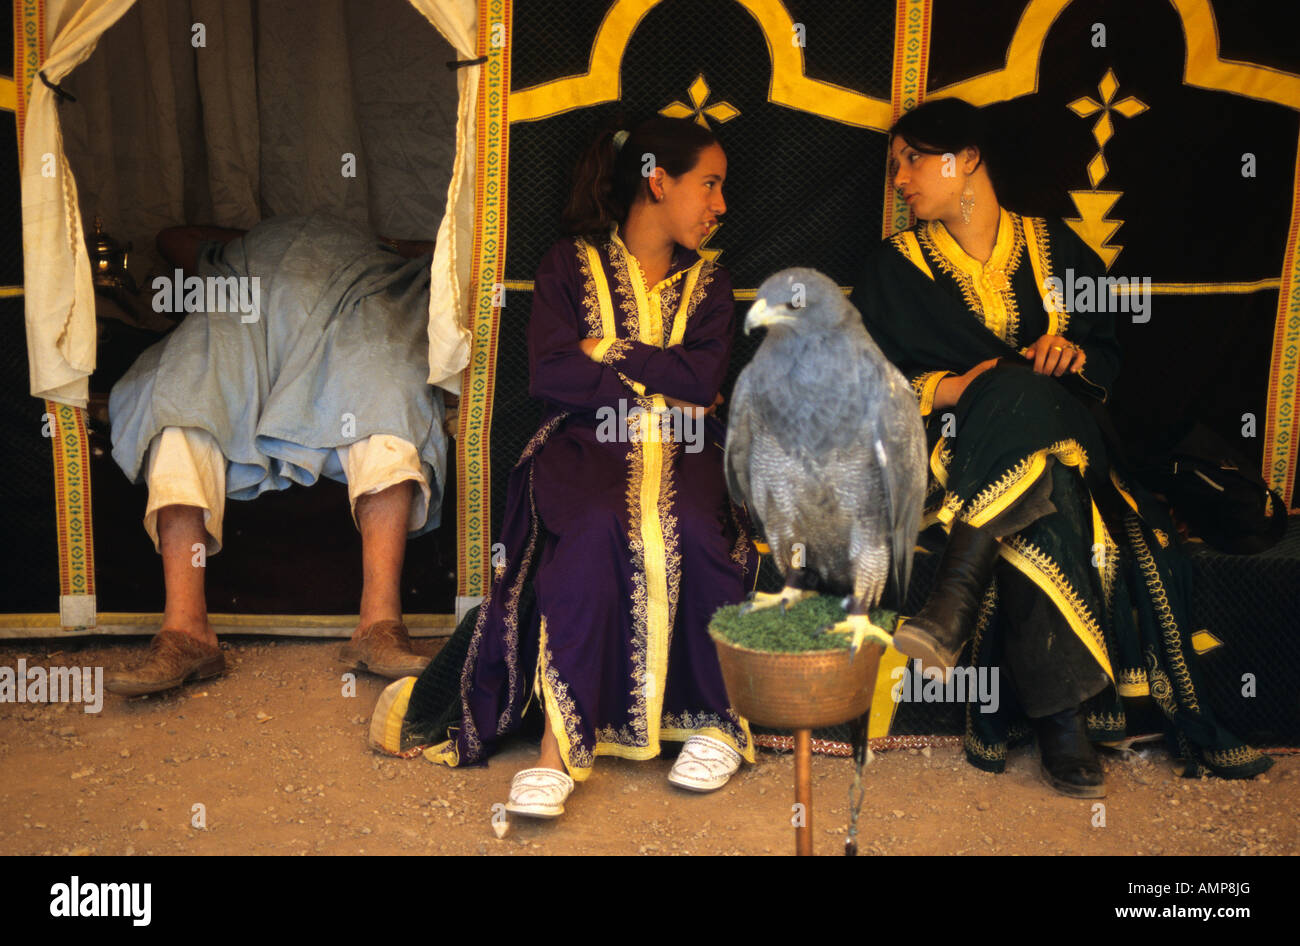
left=88, top=216, right=136, bottom=293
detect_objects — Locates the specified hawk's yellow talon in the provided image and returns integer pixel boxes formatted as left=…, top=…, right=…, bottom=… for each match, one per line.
left=740, top=588, right=815, bottom=615
left=823, top=614, right=893, bottom=658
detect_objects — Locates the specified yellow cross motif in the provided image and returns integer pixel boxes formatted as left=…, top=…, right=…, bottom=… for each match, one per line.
left=660, top=75, right=740, bottom=129
left=1067, top=69, right=1148, bottom=188
left=1062, top=69, right=1149, bottom=268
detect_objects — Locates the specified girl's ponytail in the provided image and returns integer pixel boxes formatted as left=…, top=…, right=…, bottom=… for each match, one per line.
left=561, top=116, right=719, bottom=239
left=561, top=125, right=624, bottom=238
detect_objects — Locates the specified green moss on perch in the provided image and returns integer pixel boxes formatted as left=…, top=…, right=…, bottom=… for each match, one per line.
left=710, top=595, right=899, bottom=653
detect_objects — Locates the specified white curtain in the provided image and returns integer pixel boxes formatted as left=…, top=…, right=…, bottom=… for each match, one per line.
left=22, top=0, right=137, bottom=409
left=407, top=0, right=477, bottom=393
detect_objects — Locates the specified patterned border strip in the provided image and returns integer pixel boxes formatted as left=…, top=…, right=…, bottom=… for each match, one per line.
left=1263, top=126, right=1300, bottom=511
left=14, top=0, right=45, bottom=137
left=48, top=402, right=96, bottom=625
left=882, top=0, right=931, bottom=239
left=456, top=0, right=513, bottom=603
left=754, top=733, right=961, bottom=757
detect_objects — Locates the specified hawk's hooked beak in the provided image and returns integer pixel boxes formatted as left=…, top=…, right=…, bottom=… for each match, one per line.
left=744, top=298, right=797, bottom=335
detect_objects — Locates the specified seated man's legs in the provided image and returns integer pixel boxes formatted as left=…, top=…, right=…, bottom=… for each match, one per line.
left=338, top=435, right=432, bottom=678
left=105, top=427, right=227, bottom=694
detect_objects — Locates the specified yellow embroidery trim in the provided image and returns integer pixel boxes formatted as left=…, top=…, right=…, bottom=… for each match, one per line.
left=999, top=534, right=1115, bottom=681
left=1092, top=497, right=1119, bottom=608
left=930, top=437, right=951, bottom=487
left=536, top=616, right=595, bottom=780
left=1023, top=216, right=1067, bottom=337
left=923, top=208, right=1025, bottom=344
left=933, top=439, right=1089, bottom=529
left=1125, top=516, right=1199, bottom=713
left=962, top=584, right=1001, bottom=761
left=1117, top=668, right=1150, bottom=698
left=1086, top=711, right=1128, bottom=733
left=1204, top=745, right=1266, bottom=769
left=963, top=729, right=1007, bottom=763
left=601, top=338, right=635, bottom=366
left=890, top=230, right=935, bottom=280
left=1110, top=470, right=1142, bottom=516
left=637, top=408, right=671, bottom=749
left=581, top=240, right=617, bottom=338
left=575, top=242, right=604, bottom=337
left=669, top=264, right=703, bottom=346
left=591, top=337, right=617, bottom=362
left=912, top=370, right=952, bottom=417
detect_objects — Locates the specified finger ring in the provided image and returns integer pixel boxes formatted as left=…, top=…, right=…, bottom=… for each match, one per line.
left=1050, top=345, right=1063, bottom=352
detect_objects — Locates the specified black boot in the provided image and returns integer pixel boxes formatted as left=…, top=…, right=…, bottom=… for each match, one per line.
left=892, top=520, right=1000, bottom=670
left=1035, top=704, right=1106, bottom=798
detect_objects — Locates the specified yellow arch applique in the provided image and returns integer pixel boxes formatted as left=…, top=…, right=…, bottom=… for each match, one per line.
left=510, top=0, right=893, bottom=128
left=510, top=0, right=1299, bottom=127
left=930, top=0, right=1300, bottom=111
left=1171, top=0, right=1300, bottom=110
left=926, top=0, right=1073, bottom=104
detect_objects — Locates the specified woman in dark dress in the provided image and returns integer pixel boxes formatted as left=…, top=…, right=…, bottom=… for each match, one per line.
left=851, top=99, right=1270, bottom=796
left=369, top=117, right=759, bottom=818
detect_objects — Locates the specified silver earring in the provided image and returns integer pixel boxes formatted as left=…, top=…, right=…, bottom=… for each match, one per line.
left=960, top=182, right=975, bottom=225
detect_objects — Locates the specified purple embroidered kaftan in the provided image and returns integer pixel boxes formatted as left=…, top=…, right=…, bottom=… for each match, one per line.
left=430, top=229, right=758, bottom=778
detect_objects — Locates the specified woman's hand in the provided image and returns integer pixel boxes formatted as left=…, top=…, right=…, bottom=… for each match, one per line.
left=579, top=337, right=602, bottom=358
left=1024, top=334, right=1085, bottom=376
left=933, top=359, right=999, bottom=410
left=663, top=392, right=724, bottom=418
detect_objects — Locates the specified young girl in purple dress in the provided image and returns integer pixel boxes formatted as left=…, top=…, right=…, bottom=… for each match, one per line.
left=370, top=116, right=759, bottom=820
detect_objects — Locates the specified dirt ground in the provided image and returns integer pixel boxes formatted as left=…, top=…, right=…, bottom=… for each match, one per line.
left=1, top=635, right=1296, bottom=857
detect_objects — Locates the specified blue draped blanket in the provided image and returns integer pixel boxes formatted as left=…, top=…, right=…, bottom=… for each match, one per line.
left=109, top=214, right=447, bottom=534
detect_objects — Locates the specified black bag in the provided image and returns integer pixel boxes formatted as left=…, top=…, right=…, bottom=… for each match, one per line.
left=1136, top=423, right=1286, bottom=555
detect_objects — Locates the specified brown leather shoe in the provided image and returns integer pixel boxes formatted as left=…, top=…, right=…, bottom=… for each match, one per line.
left=340, top=620, right=430, bottom=679
left=104, top=630, right=226, bottom=696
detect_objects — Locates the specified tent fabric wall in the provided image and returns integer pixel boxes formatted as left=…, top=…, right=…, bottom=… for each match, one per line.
left=452, top=0, right=1300, bottom=606
left=60, top=0, right=261, bottom=258
left=60, top=0, right=461, bottom=274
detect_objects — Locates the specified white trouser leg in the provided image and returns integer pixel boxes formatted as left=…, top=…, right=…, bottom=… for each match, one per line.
left=143, top=426, right=227, bottom=554
left=337, top=434, right=430, bottom=533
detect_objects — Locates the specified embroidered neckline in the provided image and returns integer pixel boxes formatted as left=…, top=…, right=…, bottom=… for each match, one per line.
left=917, top=208, right=1025, bottom=344
left=926, top=207, right=1017, bottom=278
left=609, top=225, right=693, bottom=292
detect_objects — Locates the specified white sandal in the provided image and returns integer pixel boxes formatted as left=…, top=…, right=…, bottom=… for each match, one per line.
left=667, top=735, right=742, bottom=792
left=505, top=767, right=575, bottom=818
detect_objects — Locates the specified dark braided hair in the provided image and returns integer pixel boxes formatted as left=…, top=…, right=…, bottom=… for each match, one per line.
left=562, top=116, right=720, bottom=239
